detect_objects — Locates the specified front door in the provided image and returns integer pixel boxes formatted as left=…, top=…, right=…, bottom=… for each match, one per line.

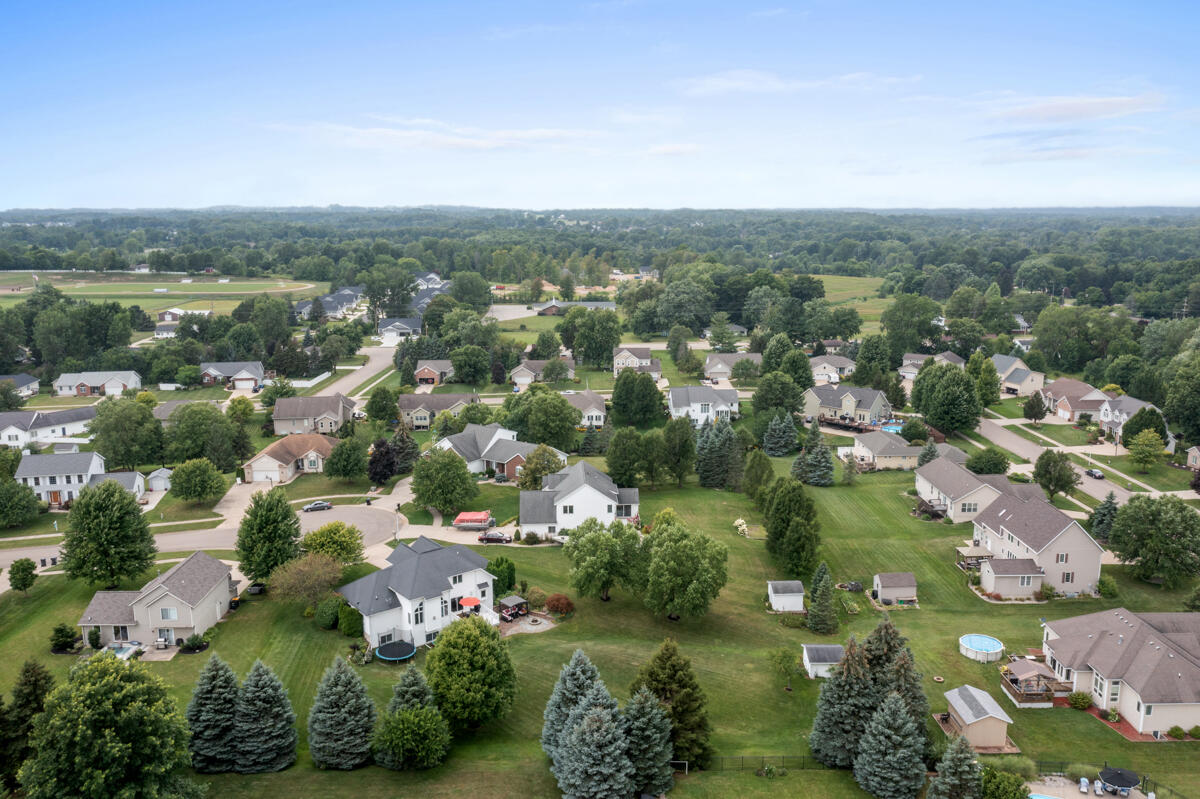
left=48, top=491, right=61, bottom=505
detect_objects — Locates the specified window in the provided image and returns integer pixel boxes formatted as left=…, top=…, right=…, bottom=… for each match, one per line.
left=77, top=474, right=83, bottom=483
left=616, top=504, right=632, bottom=517
left=379, top=633, right=394, bottom=645
left=1062, top=571, right=1074, bottom=584
left=160, top=607, right=178, bottom=621
left=413, top=601, right=424, bottom=625
left=48, top=476, right=56, bottom=485
left=1109, top=680, right=1120, bottom=703
left=960, top=502, right=978, bottom=514
left=451, top=574, right=463, bottom=586
left=607, top=505, right=613, bottom=514
left=1019, top=575, right=1033, bottom=587
left=440, top=598, right=448, bottom=617
left=1093, top=673, right=1104, bottom=696
left=425, top=631, right=437, bottom=644
left=113, top=626, right=128, bottom=640
left=64, top=475, right=71, bottom=484
left=1146, top=704, right=1153, bottom=716
left=548, top=526, right=556, bottom=534
left=33, top=477, right=39, bottom=486
left=700, top=403, right=711, bottom=414
left=480, top=587, right=487, bottom=599
left=1006, top=532, right=1014, bottom=543
left=451, top=597, right=463, bottom=613
left=308, top=458, right=317, bottom=469
left=562, top=505, right=574, bottom=515
left=1056, top=553, right=1069, bottom=563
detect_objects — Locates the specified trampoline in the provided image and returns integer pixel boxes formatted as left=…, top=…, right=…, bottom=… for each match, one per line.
left=375, top=640, right=416, bottom=662
left=959, top=633, right=1005, bottom=663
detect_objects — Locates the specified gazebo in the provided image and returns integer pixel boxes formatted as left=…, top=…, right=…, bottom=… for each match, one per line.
left=999, top=658, right=1058, bottom=704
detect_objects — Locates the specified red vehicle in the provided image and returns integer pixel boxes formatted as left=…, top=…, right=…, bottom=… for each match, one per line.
left=453, top=511, right=495, bottom=531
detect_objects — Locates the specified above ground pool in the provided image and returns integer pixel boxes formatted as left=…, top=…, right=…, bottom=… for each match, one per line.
left=959, top=633, right=1005, bottom=663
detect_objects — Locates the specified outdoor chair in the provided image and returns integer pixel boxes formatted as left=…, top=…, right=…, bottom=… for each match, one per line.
left=1079, top=777, right=1090, bottom=793
left=1094, top=779, right=1104, bottom=795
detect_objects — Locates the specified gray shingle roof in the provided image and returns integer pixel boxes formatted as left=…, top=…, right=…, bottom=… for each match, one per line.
left=415, top=359, right=454, bottom=375
left=40, top=406, right=97, bottom=426
left=915, top=456, right=994, bottom=501
left=810, top=354, right=855, bottom=369
left=614, top=346, right=653, bottom=359
left=441, top=423, right=508, bottom=462
left=991, top=354, right=1021, bottom=375
left=936, top=443, right=968, bottom=463
left=200, top=361, right=264, bottom=380
left=562, top=389, right=605, bottom=414
left=986, top=558, right=1043, bottom=576
left=15, top=451, right=102, bottom=478
left=139, top=552, right=232, bottom=605
left=396, top=393, right=479, bottom=412
left=1005, top=368, right=1032, bottom=385
left=0, top=374, right=37, bottom=389
left=0, top=411, right=39, bottom=431
left=875, top=572, right=916, bottom=588
left=669, top=385, right=739, bottom=409
left=803, top=644, right=845, bottom=665
left=704, top=352, right=762, bottom=370
left=481, top=437, right=545, bottom=465
left=809, top=384, right=889, bottom=412
left=272, top=393, right=353, bottom=420
left=519, top=461, right=639, bottom=526
left=973, top=498, right=1077, bottom=553
left=937, top=351, right=965, bottom=366
left=856, top=430, right=918, bottom=457
left=78, top=591, right=139, bottom=624
left=519, top=491, right=557, bottom=524
left=946, top=685, right=1012, bottom=725
left=54, top=370, right=140, bottom=386
left=338, top=536, right=489, bottom=614
left=378, top=317, right=421, bottom=333
left=89, top=472, right=142, bottom=491
left=768, top=580, right=805, bottom=595
left=152, top=399, right=218, bottom=421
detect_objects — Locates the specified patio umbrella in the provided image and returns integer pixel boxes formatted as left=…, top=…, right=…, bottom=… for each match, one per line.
left=460, top=597, right=481, bottom=607
left=1098, top=767, right=1139, bottom=789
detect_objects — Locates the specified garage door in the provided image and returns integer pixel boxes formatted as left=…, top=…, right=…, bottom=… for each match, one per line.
left=251, top=469, right=276, bottom=483
left=514, top=375, right=532, bottom=386
left=233, top=377, right=256, bottom=390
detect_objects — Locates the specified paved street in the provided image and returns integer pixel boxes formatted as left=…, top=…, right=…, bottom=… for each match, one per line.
left=318, top=346, right=396, bottom=400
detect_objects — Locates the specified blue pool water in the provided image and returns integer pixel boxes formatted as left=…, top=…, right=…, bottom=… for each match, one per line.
left=1029, top=795, right=1058, bottom=799
left=882, top=424, right=902, bottom=433
left=960, top=634, right=1004, bottom=652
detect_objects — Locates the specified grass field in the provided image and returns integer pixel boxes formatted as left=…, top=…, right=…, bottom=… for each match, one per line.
left=23, top=391, right=99, bottom=408
left=987, top=397, right=1028, bottom=419
left=1021, top=423, right=1095, bottom=447
left=817, top=275, right=886, bottom=334
left=148, top=476, right=235, bottom=524
left=1080, top=453, right=1195, bottom=493
left=0, top=511, right=68, bottom=540
left=956, top=430, right=1030, bottom=464
left=0, top=274, right=326, bottom=312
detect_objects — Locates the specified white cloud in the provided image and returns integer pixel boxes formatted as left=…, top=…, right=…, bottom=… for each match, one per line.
left=993, top=92, right=1165, bottom=122
left=678, top=69, right=920, bottom=97
left=283, top=118, right=602, bottom=151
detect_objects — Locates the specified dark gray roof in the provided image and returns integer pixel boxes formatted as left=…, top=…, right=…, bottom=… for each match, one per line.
left=875, top=571, right=916, bottom=588
left=378, top=317, right=421, bottom=333
left=973, top=498, right=1079, bottom=553
left=415, top=359, right=454, bottom=374
left=1005, top=368, right=1032, bottom=385
left=139, top=552, right=231, bottom=605
left=986, top=558, right=1043, bottom=576
left=519, top=490, right=557, bottom=524
left=810, top=354, right=855, bottom=369
left=272, top=393, right=353, bottom=420
left=0, top=411, right=39, bottom=431
left=991, top=354, right=1021, bottom=375
left=338, top=536, right=489, bottom=613
left=562, top=389, right=606, bottom=413
left=768, top=580, right=805, bottom=595
left=40, top=406, right=97, bottom=426
left=396, top=393, right=480, bottom=412
left=616, top=487, right=639, bottom=504
left=803, top=644, right=845, bottom=665
left=544, top=460, right=620, bottom=501
left=669, top=385, right=739, bottom=409
left=499, top=595, right=527, bottom=608
left=481, top=437, right=544, bottom=464
left=937, top=351, right=965, bottom=366
left=809, top=384, right=889, bottom=411
left=976, top=475, right=1046, bottom=502
left=856, top=430, right=918, bottom=457
left=152, top=399, right=218, bottom=421
left=441, top=423, right=508, bottom=462
left=200, top=361, right=264, bottom=380
left=89, top=472, right=142, bottom=491
left=935, top=443, right=968, bottom=463
left=78, top=591, right=139, bottom=624
left=614, top=346, right=652, bottom=359
left=946, top=685, right=1012, bottom=725
left=15, top=451, right=102, bottom=478
left=0, top=374, right=37, bottom=389
left=705, top=352, right=762, bottom=369
left=915, top=456, right=994, bottom=500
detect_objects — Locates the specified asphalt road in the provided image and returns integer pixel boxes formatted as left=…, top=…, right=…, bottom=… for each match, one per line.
left=321, top=346, right=396, bottom=400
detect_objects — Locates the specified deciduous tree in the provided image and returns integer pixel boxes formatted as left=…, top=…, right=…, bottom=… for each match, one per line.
left=373, top=705, right=452, bottom=770
left=8, top=556, right=37, bottom=595
left=424, top=615, right=516, bottom=730
left=606, top=427, right=643, bottom=487
left=518, top=443, right=566, bottom=490
left=1022, top=391, right=1047, bottom=424
left=324, top=439, right=368, bottom=481
left=661, top=416, right=696, bottom=486
left=965, top=447, right=1009, bottom=475
left=61, top=481, right=156, bottom=587
left=1032, top=449, right=1080, bottom=499
left=367, top=438, right=398, bottom=483
left=170, top=458, right=226, bottom=503
left=236, top=487, right=301, bottom=583
left=1126, top=428, right=1164, bottom=473
left=1108, top=495, right=1200, bottom=587
left=269, top=553, right=342, bottom=607
left=643, top=522, right=728, bottom=620
left=563, top=519, right=642, bottom=602
left=0, top=479, right=38, bottom=528
left=88, top=396, right=163, bottom=472
left=412, top=447, right=478, bottom=513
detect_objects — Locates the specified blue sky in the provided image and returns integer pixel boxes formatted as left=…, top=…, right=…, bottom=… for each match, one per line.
left=2, top=0, right=1196, bottom=209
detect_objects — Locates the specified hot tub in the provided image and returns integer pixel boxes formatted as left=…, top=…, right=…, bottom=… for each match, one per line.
left=959, top=633, right=1004, bottom=663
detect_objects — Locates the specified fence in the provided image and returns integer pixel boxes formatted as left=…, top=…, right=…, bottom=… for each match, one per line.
left=1032, top=761, right=1196, bottom=799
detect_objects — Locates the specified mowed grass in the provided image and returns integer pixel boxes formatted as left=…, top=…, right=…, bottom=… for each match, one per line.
left=1082, top=453, right=1196, bottom=492
left=148, top=476, right=235, bottom=524
left=1021, top=423, right=1094, bottom=447
left=988, top=397, right=1028, bottom=419
left=817, top=275, right=885, bottom=304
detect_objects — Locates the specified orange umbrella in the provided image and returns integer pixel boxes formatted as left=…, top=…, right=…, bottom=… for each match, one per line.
left=460, top=597, right=481, bottom=607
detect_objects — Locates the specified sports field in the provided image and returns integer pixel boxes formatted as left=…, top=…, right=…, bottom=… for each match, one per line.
left=817, top=275, right=887, bottom=334
left=0, top=272, right=324, bottom=311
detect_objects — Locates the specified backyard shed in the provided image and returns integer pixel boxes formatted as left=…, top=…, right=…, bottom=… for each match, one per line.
left=147, top=468, right=173, bottom=492
left=874, top=572, right=918, bottom=604
left=802, top=644, right=845, bottom=679
left=767, top=580, right=805, bottom=612
left=944, top=685, right=1013, bottom=751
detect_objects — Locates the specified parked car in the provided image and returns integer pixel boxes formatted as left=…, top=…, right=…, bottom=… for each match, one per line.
left=477, top=531, right=512, bottom=544
left=302, top=500, right=333, bottom=512
left=1085, top=468, right=1104, bottom=479
left=251, top=385, right=261, bottom=393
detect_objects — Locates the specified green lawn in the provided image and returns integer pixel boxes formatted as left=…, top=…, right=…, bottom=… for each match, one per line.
left=0, top=534, right=63, bottom=551
left=1021, top=423, right=1095, bottom=447
left=23, top=392, right=98, bottom=408
left=1081, top=453, right=1196, bottom=493
left=0, top=511, right=68, bottom=540
left=352, top=368, right=397, bottom=396
left=496, top=313, right=560, bottom=346
left=1007, top=425, right=1052, bottom=447
left=398, top=500, right=434, bottom=525
left=297, top=370, right=347, bottom=397
left=432, top=382, right=512, bottom=395
left=956, top=430, right=1030, bottom=464
left=987, top=397, right=1027, bottom=419
left=148, top=386, right=231, bottom=402
left=458, top=483, right=522, bottom=523
left=277, top=473, right=394, bottom=501
left=148, top=477, right=233, bottom=524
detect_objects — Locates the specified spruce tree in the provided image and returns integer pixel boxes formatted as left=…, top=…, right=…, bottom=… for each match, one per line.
left=554, top=685, right=634, bottom=799
left=234, top=660, right=297, bottom=774
left=307, top=657, right=377, bottom=770
left=790, top=452, right=805, bottom=479
left=763, top=414, right=794, bottom=456
left=1089, top=491, right=1119, bottom=542
left=389, top=665, right=435, bottom=713
left=852, top=692, right=928, bottom=799
left=925, top=727, right=982, bottom=799
left=390, top=426, right=420, bottom=474
left=812, top=560, right=830, bottom=588
left=779, top=516, right=820, bottom=579
left=1, top=660, right=54, bottom=790
left=742, top=448, right=774, bottom=502
left=631, top=639, right=713, bottom=768
left=623, top=686, right=674, bottom=797
left=802, top=436, right=835, bottom=486
left=695, top=421, right=722, bottom=487
left=917, top=439, right=940, bottom=466
left=541, top=649, right=601, bottom=761
left=884, top=649, right=930, bottom=753
left=863, top=614, right=908, bottom=679
left=810, top=635, right=874, bottom=768
left=807, top=568, right=838, bottom=634
left=186, top=654, right=241, bottom=773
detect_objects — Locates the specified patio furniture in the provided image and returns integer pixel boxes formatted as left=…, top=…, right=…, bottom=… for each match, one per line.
left=155, top=638, right=168, bottom=650
left=1099, top=767, right=1139, bottom=794
left=1094, top=779, right=1103, bottom=796
left=1079, top=777, right=1090, bottom=793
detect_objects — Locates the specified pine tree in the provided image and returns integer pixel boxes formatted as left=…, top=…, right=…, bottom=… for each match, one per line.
left=742, top=448, right=774, bottom=502
left=367, top=438, right=398, bottom=484
left=1089, top=491, right=1119, bottom=542
left=779, top=516, right=820, bottom=578
left=863, top=614, right=908, bottom=679
left=790, top=452, right=805, bottom=479
left=702, top=418, right=742, bottom=490
left=884, top=649, right=930, bottom=753
left=925, top=733, right=982, bottom=799
left=807, top=570, right=838, bottom=635
left=694, top=420, right=722, bottom=487
left=809, top=635, right=874, bottom=768
left=579, top=425, right=601, bottom=456
left=389, top=665, right=435, bottom=713
left=763, top=414, right=795, bottom=456
left=623, top=686, right=674, bottom=797
left=917, top=439, right=940, bottom=466
left=307, top=657, right=377, bottom=770
left=390, top=426, right=420, bottom=474
left=852, top=692, right=928, bottom=799
left=1, top=660, right=54, bottom=790
left=554, top=684, right=634, bottom=799
left=812, top=560, right=830, bottom=588
left=802, top=435, right=835, bottom=486
left=631, top=639, right=713, bottom=768
left=234, top=660, right=297, bottom=774
left=186, top=654, right=241, bottom=773
left=542, top=649, right=601, bottom=761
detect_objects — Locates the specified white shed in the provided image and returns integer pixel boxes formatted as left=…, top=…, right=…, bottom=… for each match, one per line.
left=802, top=644, right=845, bottom=679
left=148, top=467, right=173, bottom=492
left=767, top=580, right=805, bottom=612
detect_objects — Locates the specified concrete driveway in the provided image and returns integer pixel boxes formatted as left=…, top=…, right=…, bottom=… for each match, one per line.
left=318, top=346, right=396, bottom=398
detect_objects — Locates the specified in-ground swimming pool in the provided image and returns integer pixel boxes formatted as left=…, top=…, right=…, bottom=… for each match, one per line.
left=1028, top=795, right=1057, bottom=799
left=959, top=633, right=1005, bottom=663
left=882, top=424, right=903, bottom=433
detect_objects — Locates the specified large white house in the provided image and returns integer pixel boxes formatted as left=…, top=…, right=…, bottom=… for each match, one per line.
left=1097, top=394, right=1162, bottom=444
left=562, top=390, right=606, bottom=428
left=0, top=407, right=96, bottom=447
left=0, top=374, right=39, bottom=398
left=200, top=361, right=264, bottom=389
left=434, top=423, right=561, bottom=479
left=668, top=385, right=739, bottom=426
left=53, top=370, right=141, bottom=397
left=1043, top=609, right=1200, bottom=737
left=913, top=456, right=1043, bottom=523
left=14, top=451, right=144, bottom=506
left=376, top=317, right=422, bottom=346
left=518, top=461, right=639, bottom=540
left=339, top=536, right=497, bottom=649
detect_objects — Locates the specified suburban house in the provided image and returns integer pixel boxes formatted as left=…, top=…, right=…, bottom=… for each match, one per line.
left=200, top=361, right=265, bottom=390
left=852, top=431, right=965, bottom=470
left=1011, top=314, right=1031, bottom=333
left=151, top=399, right=219, bottom=424
left=395, top=393, right=479, bottom=430
left=803, top=644, right=845, bottom=679
left=272, top=393, right=355, bottom=435
left=913, top=456, right=1045, bottom=523
left=532, top=299, right=616, bottom=315
left=78, top=551, right=238, bottom=647
left=810, top=354, right=856, bottom=384
left=156, top=308, right=211, bottom=323
left=412, top=281, right=452, bottom=315
left=702, top=321, right=748, bottom=338
left=518, top=460, right=639, bottom=540
left=898, top=351, right=962, bottom=380
left=668, top=385, right=740, bottom=426
left=1098, top=394, right=1160, bottom=442
left=802, top=384, right=892, bottom=424
left=415, top=359, right=455, bottom=385
left=0, top=374, right=39, bottom=398
left=14, top=451, right=144, bottom=506
left=1188, top=445, right=1200, bottom=469
left=414, top=271, right=447, bottom=291
left=990, top=354, right=1045, bottom=397
left=377, top=317, right=422, bottom=346
left=293, top=285, right=366, bottom=320
left=154, top=323, right=177, bottom=339
left=1012, top=336, right=1035, bottom=353
left=767, top=580, right=805, bottom=612
left=53, top=370, right=142, bottom=397
left=943, top=685, right=1013, bottom=751
left=874, top=572, right=917, bottom=604
left=338, top=536, right=498, bottom=649
left=703, top=352, right=762, bottom=381
left=147, top=467, right=173, bottom=492
left=0, top=407, right=97, bottom=447
left=980, top=558, right=1045, bottom=599
left=243, top=433, right=339, bottom=484
left=1042, top=609, right=1200, bottom=737
left=1040, top=378, right=1112, bottom=422
left=973, top=497, right=1103, bottom=596
left=434, top=423, right=561, bottom=478
left=612, top=347, right=661, bottom=380
left=509, top=357, right=576, bottom=387
left=562, top=390, right=606, bottom=428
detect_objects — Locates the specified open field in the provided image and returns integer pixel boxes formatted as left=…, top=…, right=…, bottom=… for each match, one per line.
left=0, top=273, right=326, bottom=311
left=818, top=275, right=886, bottom=334
left=988, top=397, right=1028, bottom=418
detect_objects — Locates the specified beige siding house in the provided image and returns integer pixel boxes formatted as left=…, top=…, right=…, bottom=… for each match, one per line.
left=510, top=357, right=575, bottom=387
left=973, top=499, right=1103, bottom=596
left=395, top=393, right=480, bottom=430
left=414, top=359, right=454, bottom=385
left=810, top=354, right=856, bottom=384
left=980, top=558, right=1043, bottom=598
left=612, top=347, right=661, bottom=380
left=243, top=433, right=339, bottom=484
left=874, top=572, right=917, bottom=604
left=853, top=432, right=965, bottom=470
left=272, top=393, right=354, bottom=435
left=704, top=352, right=762, bottom=381
left=562, top=390, right=606, bottom=428
left=991, top=354, right=1045, bottom=397
left=915, top=456, right=1006, bottom=522
left=1188, top=446, right=1200, bottom=469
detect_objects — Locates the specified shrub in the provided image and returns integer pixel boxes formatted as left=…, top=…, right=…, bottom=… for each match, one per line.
left=942, top=517, right=954, bottom=525
left=1106, top=708, right=1119, bottom=723
left=1035, top=585, right=1057, bottom=601
left=1009, top=472, right=1031, bottom=483
left=338, top=604, right=364, bottom=638
left=1065, top=764, right=1094, bottom=782
left=779, top=614, right=807, bottom=629
left=969, top=572, right=981, bottom=586
left=905, top=488, right=918, bottom=496
left=522, top=530, right=540, bottom=544
left=50, top=623, right=77, bottom=651
left=1068, top=691, right=1093, bottom=710
left=921, top=513, right=931, bottom=521
left=525, top=587, right=547, bottom=609
left=315, top=597, right=343, bottom=629
left=1188, top=725, right=1200, bottom=740
left=183, top=634, right=205, bottom=652
left=87, top=627, right=102, bottom=650
left=987, top=755, right=1036, bottom=779
left=1097, top=574, right=1118, bottom=598
left=1167, top=725, right=1186, bottom=740
left=544, top=593, right=574, bottom=615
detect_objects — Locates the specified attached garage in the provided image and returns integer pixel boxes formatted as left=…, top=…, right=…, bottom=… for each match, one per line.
left=232, top=375, right=258, bottom=390
left=147, top=468, right=173, bottom=492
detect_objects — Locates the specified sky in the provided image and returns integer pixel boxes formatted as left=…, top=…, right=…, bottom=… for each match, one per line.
left=2, top=0, right=1198, bottom=209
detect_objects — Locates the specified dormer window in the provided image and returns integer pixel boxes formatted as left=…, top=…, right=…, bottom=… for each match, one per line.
left=452, top=574, right=463, bottom=586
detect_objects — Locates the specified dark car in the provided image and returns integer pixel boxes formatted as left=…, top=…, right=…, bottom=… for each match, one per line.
left=251, top=385, right=261, bottom=393
left=302, top=500, right=333, bottom=512
left=477, top=531, right=513, bottom=544
left=1085, top=468, right=1104, bottom=479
